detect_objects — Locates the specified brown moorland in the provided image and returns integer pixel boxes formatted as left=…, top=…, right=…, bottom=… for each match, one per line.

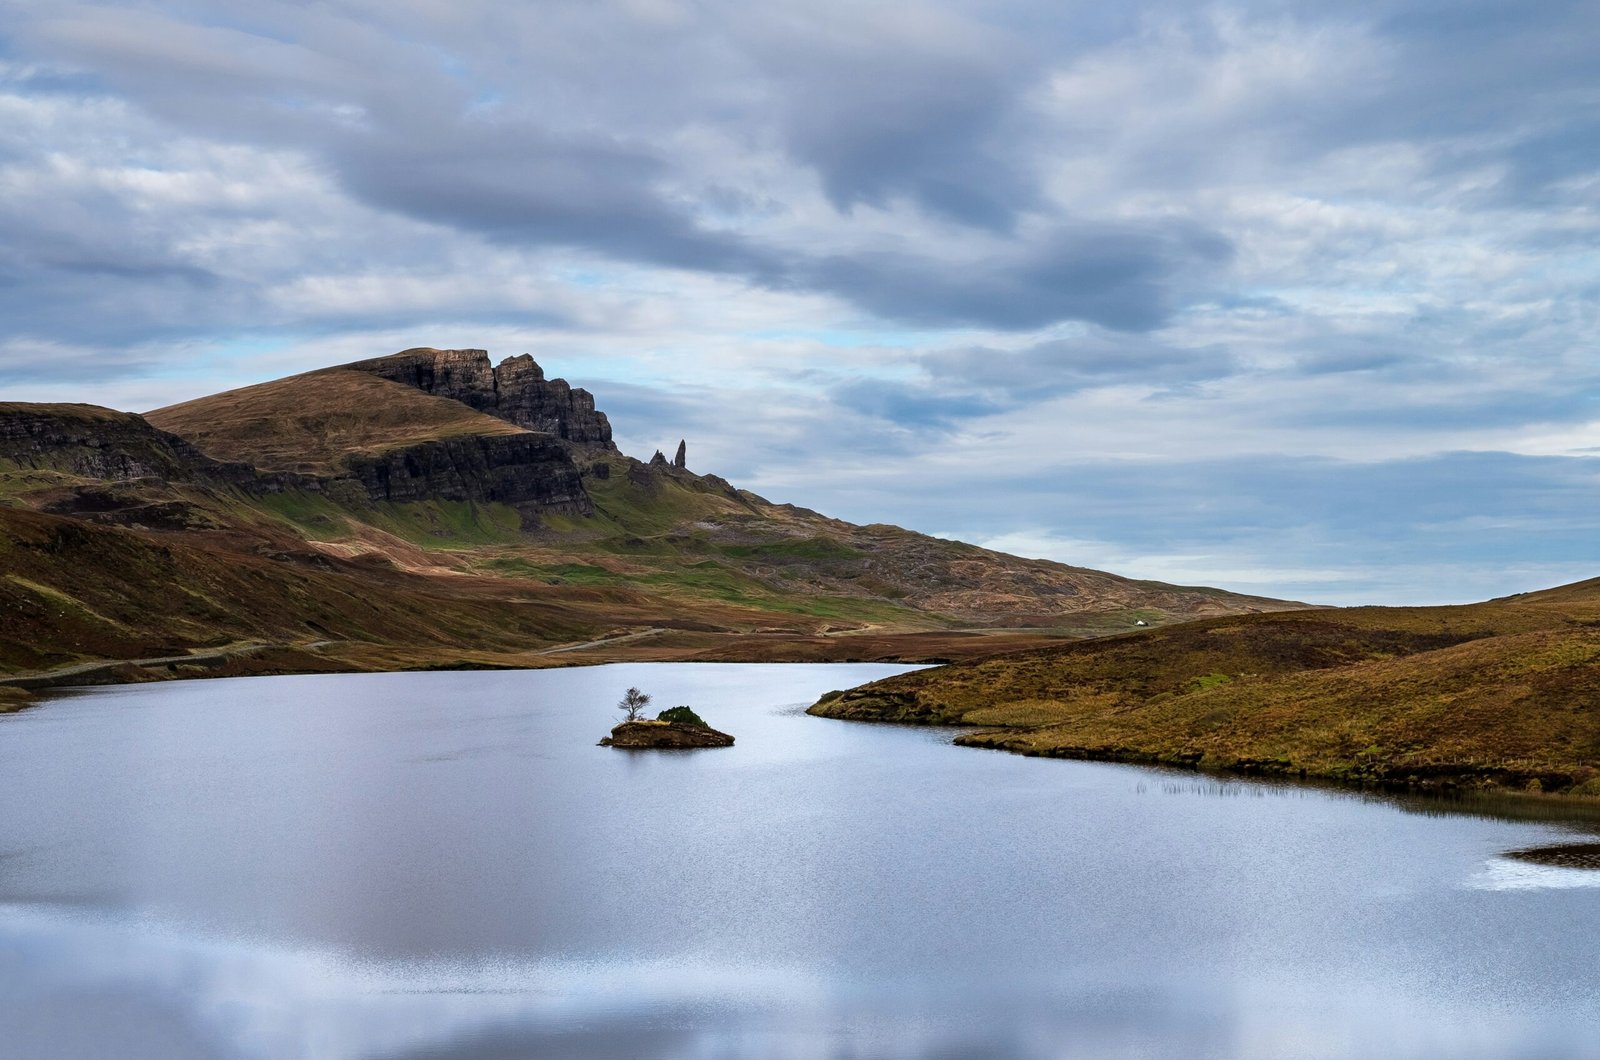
left=810, top=582, right=1600, bottom=796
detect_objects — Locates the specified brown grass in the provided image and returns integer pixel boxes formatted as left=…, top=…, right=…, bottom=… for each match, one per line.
left=145, top=369, right=526, bottom=473
left=811, top=588, right=1600, bottom=794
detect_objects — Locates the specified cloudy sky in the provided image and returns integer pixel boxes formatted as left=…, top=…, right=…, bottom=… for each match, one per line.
left=2, top=0, right=1597, bottom=605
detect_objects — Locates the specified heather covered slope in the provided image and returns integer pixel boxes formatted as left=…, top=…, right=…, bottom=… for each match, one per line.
left=811, top=586, right=1600, bottom=794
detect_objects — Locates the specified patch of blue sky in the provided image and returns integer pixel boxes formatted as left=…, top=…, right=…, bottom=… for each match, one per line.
left=467, top=89, right=504, bottom=114
left=428, top=47, right=474, bottom=85
left=557, top=268, right=615, bottom=289
left=147, top=333, right=312, bottom=384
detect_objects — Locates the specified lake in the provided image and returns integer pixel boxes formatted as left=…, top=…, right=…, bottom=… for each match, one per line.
left=2, top=662, right=1598, bottom=1059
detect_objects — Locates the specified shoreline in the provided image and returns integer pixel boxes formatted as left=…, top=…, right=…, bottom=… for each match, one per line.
left=807, top=695, right=1600, bottom=808
left=0, top=627, right=1036, bottom=706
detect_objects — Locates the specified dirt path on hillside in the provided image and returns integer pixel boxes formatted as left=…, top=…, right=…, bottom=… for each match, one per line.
left=536, top=627, right=667, bottom=656
left=0, top=641, right=273, bottom=690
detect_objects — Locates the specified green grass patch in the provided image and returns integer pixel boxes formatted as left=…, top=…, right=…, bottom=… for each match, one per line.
left=1189, top=672, right=1234, bottom=692
left=255, top=490, right=352, bottom=540
left=4, top=575, right=130, bottom=631
left=483, top=552, right=925, bottom=625
left=720, top=537, right=863, bottom=562
left=486, top=559, right=625, bottom=586
left=369, top=499, right=525, bottom=547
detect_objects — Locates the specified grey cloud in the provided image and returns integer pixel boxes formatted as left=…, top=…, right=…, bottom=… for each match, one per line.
left=329, top=125, right=783, bottom=279
left=829, top=380, right=1006, bottom=429
left=808, top=221, right=1233, bottom=332
left=924, top=337, right=1232, bottom=391
left=1314, top=0, right=1600, bottom=197
left=742, top=6, right=1042, bottom=231
left=1283, top=348, right=1405, bottom=376
left=8, top=1, right=1243, bottom=337
left=829, top=333, right=1237, bottom=430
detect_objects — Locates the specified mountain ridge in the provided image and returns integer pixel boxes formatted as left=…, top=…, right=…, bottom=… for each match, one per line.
left=1, top=347, right=1306, bottom=684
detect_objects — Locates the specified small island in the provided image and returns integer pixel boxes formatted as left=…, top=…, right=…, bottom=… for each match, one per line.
left=600, top=689, right=734, bottom=749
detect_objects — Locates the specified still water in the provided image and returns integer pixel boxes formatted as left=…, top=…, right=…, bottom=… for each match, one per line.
left=1, top=663, right=1598, bottom=1059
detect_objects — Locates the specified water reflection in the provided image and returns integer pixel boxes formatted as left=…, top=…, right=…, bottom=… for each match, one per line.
left=1132, top=768, right=1600, bottom=833
left=1503, top=843, right=1600, bottom=868
left=9, top=900, right=1594, bottom=1060
left=2, top=664, right=1599, bottom=1060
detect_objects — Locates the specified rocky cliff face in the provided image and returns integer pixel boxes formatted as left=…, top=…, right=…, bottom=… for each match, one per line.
left=0, top=404, right=224, bottom=483
left=342, top=348, right=615, bottom=449
left=1, top=402, right=589, bottom=523
left=342, top=433, right=591, bottom=515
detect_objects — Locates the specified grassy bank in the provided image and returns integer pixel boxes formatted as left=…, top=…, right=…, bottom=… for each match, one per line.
left=810, top=586, right=1600, bottom=797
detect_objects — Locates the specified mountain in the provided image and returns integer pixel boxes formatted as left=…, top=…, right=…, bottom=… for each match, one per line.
left=0, top=348, right=1302, bottom=687
left=810, top=581, right=1600, bottom=796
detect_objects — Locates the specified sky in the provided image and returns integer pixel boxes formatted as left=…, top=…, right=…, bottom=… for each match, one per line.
left=1, top=0, right=1597, bottom=606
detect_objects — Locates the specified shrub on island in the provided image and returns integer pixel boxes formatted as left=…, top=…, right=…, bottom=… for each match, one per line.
left=656, top=705, right=708, bottom=727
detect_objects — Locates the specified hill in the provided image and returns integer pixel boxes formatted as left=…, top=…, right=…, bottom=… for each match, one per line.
left=810, top=585, right=1600, bottom=795
left=0, top=347, right=1302, bottom=684
left=146, top=369, right=528, bottom=474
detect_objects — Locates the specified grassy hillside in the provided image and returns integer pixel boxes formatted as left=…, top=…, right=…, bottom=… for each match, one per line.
left=146, top=369, right=527, bottom=474
left=811, top=587, right=1600, bottom=795
left=0, top=504, right=960, bottom=677
left=0, top=402, right=138, bottom=423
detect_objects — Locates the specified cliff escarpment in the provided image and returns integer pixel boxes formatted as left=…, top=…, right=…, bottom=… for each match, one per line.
left=0, top=403, right=233, bottom=485
left=343, top=432, right=590, bottom=514
left=145, top=369, right=592, bottom=520
left=3, top=397, right=589, bottom=527
left=342, top=348, right=615, bottom=449
left=0, top=403, right=284, bottom=529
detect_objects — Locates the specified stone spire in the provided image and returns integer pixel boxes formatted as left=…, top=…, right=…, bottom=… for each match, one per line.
left=673, top=439, right=686, bottom=469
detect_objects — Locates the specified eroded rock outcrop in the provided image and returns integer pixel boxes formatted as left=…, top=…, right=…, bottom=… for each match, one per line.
left=342, top=348, right=615, bottom=449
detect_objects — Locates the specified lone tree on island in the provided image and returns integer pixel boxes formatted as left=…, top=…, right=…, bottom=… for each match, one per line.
left=617, top=686, right=651, bottom=722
